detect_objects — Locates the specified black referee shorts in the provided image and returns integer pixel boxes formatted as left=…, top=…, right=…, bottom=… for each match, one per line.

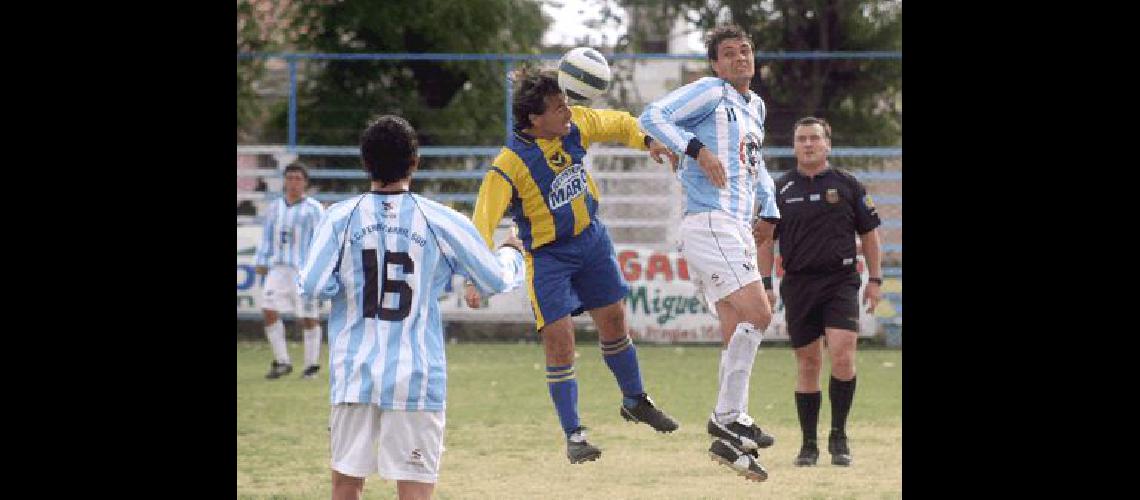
left=780, top=270, right=861, bottom=348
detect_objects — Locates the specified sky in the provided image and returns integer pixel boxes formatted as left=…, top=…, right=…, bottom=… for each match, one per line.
left=540, top=0, right=704, bottom=51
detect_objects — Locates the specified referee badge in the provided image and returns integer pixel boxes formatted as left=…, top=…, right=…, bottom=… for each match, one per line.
left=825, top=188, right=840, bottom=204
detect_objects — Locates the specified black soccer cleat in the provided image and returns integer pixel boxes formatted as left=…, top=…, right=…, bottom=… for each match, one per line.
left=707, top=413, right=775, bottom=452
left=300, top=365, right=321, bottom=379
left=620, top=394, right=679, bottom=433
left=265, top=361, right=293, bottom=379
left=829, top=432, right=852, bottom=466
left=709, top=439, right=768, bottom=482
left=566, top=427, right=602, bottom=464
left=794, top=440, right=820, bottom=466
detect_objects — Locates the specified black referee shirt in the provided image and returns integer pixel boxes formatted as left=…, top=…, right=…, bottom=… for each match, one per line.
left=772, top=167, right=881, bottom=274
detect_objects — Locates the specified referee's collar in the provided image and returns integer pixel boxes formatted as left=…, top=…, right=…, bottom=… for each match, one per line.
left=793, top=164, right=833, bottom=180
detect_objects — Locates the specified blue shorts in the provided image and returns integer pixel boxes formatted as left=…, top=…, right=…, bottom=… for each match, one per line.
left=525, top=221, right=629, bottom=331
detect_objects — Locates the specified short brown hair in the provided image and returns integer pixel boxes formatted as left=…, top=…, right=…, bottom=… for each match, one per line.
left=283, top=164, right=309, bottom=181
left=511, top=70, right=562, bottom=129
left=706, top=24, right=753, bottom=61
left=795, top=116, right=832, bottom=141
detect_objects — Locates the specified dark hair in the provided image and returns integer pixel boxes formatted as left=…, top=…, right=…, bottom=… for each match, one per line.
left=706, top=24, right=753, bottom=61
left=360, top=115, right=419, bottom=184
left=512, top=70, right=563, bottom=129
left=283, top=164, right=308, bottom=181
left=794, top=116, right=832, bottom=141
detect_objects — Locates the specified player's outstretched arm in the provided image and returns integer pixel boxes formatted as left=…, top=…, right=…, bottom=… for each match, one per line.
left=637, top=78, right=724, bottom=158
left=296, top=210, right=344, bottom=300
left=432, top=203, right=525, bottom=297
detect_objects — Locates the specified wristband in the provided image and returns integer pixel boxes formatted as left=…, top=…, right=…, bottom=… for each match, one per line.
left=761, top=276, right=773, bottom=290
left=867, top=277, right=882, bottom=286
left=685, top=138, right=705, bottom=159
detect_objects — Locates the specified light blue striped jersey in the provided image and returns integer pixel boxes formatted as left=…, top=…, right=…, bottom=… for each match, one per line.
left=639, top=76, right=779, bottom=224
left=296, top=191, right=525, bottom=410
left=254, top=196, right=326, bottom=268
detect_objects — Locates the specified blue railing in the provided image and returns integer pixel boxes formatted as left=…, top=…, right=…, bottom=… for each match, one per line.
left=237, top=51, right=902, bottom=148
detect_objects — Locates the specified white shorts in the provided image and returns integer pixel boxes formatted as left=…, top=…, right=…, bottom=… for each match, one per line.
left=678, top=211, right=762, bottom=311
left=329, top=403, right=446, bottom=483
left=261, top=266, right=318, bottom=318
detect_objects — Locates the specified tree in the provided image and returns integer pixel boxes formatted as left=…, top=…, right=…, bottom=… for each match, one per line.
left=613, top=0, right=902, bottom=148
left=270, top=0, right=550, bottom=146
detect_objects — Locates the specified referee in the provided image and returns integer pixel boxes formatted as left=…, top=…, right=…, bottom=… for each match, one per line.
left=757, top=117, right=882, bottom=467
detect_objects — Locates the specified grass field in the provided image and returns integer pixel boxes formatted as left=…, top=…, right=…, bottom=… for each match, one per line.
left=237, top=340, right=901, bottom=499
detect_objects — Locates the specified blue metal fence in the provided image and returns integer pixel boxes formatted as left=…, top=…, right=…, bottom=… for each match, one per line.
left=237, top=51, right=902, bottom=148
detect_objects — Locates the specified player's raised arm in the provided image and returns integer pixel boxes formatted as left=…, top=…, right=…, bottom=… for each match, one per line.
left=637, top=78, right=724, bottom=156
left=571, top=106, right=646, bottom=149
left=574, top=106, right=679, bottom=169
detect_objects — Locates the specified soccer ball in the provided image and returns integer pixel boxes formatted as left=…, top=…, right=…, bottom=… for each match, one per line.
left=557, top=47, right=611, bottom=102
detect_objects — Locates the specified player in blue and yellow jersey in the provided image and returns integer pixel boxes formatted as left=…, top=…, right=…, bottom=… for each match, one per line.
left=466, top=70, right=680, bottom=464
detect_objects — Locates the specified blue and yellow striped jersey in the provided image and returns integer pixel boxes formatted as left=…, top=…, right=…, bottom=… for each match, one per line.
left=472, top=106, right=649, bottom=251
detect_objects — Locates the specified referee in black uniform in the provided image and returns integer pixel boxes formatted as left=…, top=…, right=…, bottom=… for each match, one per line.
left=757, top=117, right=882, bottom=467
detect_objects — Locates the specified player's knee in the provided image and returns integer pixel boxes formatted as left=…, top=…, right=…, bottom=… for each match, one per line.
left=332, top=471, right=364, bottom=498
left=746, top=307, right=772, bottom=331
left=797, top=353, right=823, bottom=374
left=830, top=350, right=856, bottom=373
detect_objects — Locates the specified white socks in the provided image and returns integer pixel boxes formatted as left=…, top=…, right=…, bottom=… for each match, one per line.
left=303, top=325, right=323, bottom=367
left=266, top=320, right=290, bottom=364
left=714, top=322, right=764, bottom=423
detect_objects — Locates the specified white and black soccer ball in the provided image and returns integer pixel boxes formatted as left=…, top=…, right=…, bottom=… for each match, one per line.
left=557, top=47, right=611, bottom=102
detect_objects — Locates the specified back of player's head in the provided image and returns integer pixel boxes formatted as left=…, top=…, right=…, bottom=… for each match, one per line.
left=795, top=116, right=832, bottom=141
left=706, top=24, right=752, bottom=61
left=512, top=70, right=562, bottom=129
left=360, top=115, right=419, bottom=184
left=283, top=163, right=308, bottom=181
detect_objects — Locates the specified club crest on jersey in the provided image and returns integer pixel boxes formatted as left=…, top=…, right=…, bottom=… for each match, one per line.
left=549, top=150, right=569, bottom=169
left=548, top=163, right=588, bottom=210
left=738, top=132, right=763, bottom=177
left=826, top=188, right=840, bottom=204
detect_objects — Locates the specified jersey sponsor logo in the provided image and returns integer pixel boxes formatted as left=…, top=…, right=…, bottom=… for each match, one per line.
left=826, top=188, right=840, bottom=204
left=548, top=163, right=588, bottom=211
left=738, top=132, right=762, bottom=177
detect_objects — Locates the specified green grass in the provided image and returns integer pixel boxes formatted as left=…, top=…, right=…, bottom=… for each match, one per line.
left=238, top=340, right=901, bottom=499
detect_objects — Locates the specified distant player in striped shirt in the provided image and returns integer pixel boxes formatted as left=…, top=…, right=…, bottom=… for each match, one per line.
left=255, top=164, right=327, bottom=380
left=639, top=24, right=780, bottom=482
left=296, top=115, right=525, bottom=500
